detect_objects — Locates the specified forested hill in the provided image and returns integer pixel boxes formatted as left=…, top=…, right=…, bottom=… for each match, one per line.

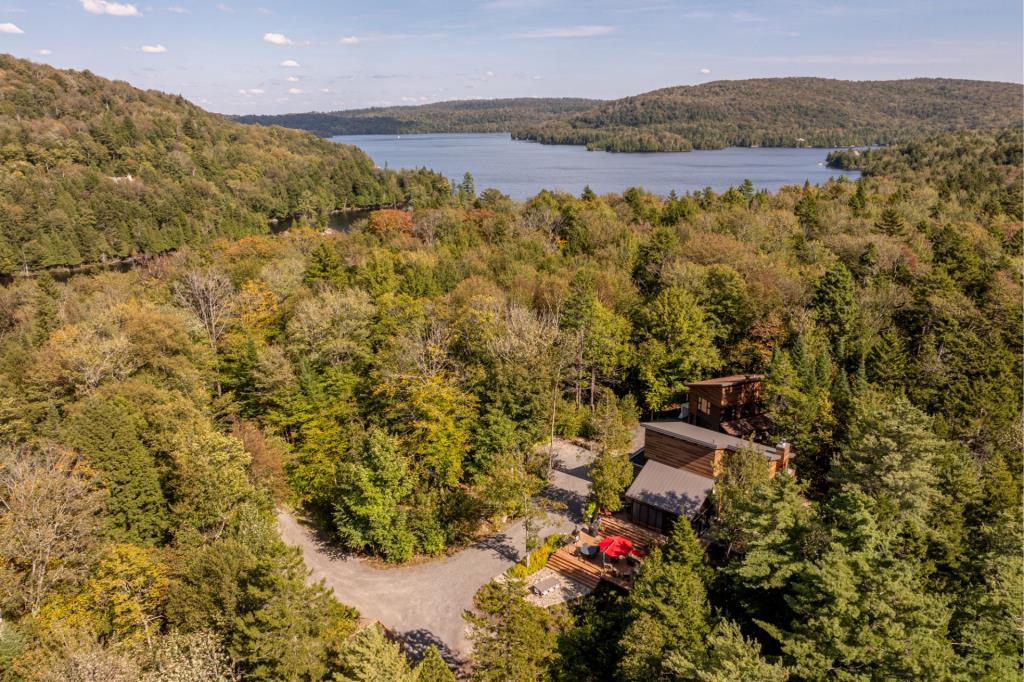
left=233, top=97, right=601, bottom=137
left=0, top=54, right=444, bottom=273
left=513, top=77, right=1023, bottom=151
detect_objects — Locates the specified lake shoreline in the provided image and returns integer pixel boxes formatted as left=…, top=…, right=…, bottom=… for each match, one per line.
left=332, top=132, right=860, bottom=201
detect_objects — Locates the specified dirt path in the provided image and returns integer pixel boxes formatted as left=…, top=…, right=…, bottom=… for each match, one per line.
left=277, top=438, right=596, bottom=663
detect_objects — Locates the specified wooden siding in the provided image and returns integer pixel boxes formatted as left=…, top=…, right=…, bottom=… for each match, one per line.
left=689, top=379, right=763, bottom=429
left=644, top=429, right=719, bottom=478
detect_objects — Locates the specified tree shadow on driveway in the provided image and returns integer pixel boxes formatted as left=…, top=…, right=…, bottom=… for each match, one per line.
left=398, top=627, right=466, bottom=669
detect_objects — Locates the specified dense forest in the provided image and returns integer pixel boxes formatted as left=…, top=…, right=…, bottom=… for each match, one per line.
left=515, top=77, right=1022, bottom=151
left=1, top=115, right=1020, bottom=680
left=238, top=77, right=1022, bottom=153
left=0, top=54, right=448, bottom=273
left=233, top=98, right=601, bottom=137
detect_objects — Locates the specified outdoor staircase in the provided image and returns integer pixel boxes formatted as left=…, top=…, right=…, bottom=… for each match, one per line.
left=598, top=516, right=667, bottom=550
left=546, top=548, right=602, bottom=589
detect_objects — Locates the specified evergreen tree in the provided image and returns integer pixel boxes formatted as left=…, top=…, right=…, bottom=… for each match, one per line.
left=304, top=243, right=346, bottom=288
left=414, top=645, right=456, bottom=682
left=665, top=619, right=788, bottom=682
left=456, top=172, right=476, bottom=207
left=336, top=624, right=415, bottom=682
left=62, top=395, right=169, bottom=545
left=811, top=262, right=858, bottom=355
left=333, top=428, right=417, bottom=562
left=779, top=494, right=960, bottom=681
left=633, top=286, right=720, bottom=412
left=618, top=520, right=710, bottom=680
left=875, top=205, right=906, bottom=236
left=464, top=580, right=559, bottom=682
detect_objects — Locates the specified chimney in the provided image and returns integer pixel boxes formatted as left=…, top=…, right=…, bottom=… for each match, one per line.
left=776, top=442, right=791, bottom=471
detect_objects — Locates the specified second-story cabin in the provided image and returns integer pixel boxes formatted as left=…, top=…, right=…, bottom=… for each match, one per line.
left=625, top=420, right=792, bottom=535
left=686, top=374, right=764, bottom=431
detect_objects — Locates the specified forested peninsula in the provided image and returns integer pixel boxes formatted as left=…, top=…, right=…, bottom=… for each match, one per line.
left=239, top=77, right=1022, bottom=152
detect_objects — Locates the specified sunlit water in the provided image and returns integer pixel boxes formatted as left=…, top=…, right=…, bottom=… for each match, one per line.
left=331, top=132, right=860, bottom=201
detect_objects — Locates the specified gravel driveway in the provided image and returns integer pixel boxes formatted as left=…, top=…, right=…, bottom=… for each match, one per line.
left=277, top=438, right=597, bottom=664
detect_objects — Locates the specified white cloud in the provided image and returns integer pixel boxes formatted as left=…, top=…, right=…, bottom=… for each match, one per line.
left=532, top=75, right=542, bottom=80
left=257, top=7, right=271, bottom=15
left=263, top=32, right=292, bottom=45
left=81, top=0, right=140, bottom=16
left=36, top=48, right=52, bottom=55
left=0, top=21, right=22, bottom=33
left=516, top=25, right=615, bottom=39
left=485, top=70, right=494, bottom=77
left=166, top=5, right=188, bottom=13
left=216, top=3, right=233, bottom=12
left=141, top=44, right=167, bottom=53
left=319, top=87, right=330, bottom=93
left=286, top=75, right=299, bottom=82
left=279, top=59, right=300, bottom=67
left=699, top=67, right=711, bottom=74
left=287, top=87, right=303, bottom=94
left=339, top=35, right=359, bottom=45
left=239, top=88, right=265, bottom=96
left=730, top=10, right=766, bottom=22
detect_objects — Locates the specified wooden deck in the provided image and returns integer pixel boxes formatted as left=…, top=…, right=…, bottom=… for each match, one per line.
left=598, top=515, right=667, bottom=550
left=544, top=520, right=664, bottom=591
left=546, top=547, right=602, bottom=589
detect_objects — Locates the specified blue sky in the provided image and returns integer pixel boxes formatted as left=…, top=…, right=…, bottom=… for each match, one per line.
left=1, top=1, right=1020, bottom=114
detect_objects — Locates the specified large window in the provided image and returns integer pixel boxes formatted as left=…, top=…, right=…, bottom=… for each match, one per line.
left=633, top=502, right=662, bottom=530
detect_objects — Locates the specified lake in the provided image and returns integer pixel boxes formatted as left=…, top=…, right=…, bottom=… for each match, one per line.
left=331, top=133, right=859, bottom=201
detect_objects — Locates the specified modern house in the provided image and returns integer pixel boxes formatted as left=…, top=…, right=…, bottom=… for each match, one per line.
left=625, top=374, right=791, bottom=535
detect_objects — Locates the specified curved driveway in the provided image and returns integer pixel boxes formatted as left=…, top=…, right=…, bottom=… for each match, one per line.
left=277, top=439, right=596, bottom=663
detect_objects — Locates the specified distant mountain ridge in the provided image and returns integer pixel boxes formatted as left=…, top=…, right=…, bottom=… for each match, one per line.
left=234, top=98, right=601, bottom=137
left=241, top=77, right=1023, bottom=152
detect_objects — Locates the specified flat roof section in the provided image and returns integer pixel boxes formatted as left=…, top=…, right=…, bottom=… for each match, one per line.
left=686, top=373, right=765, bottom=387
left=642, top=420, right=780, bottom=460
left=625, top=460, right=715, bottom=518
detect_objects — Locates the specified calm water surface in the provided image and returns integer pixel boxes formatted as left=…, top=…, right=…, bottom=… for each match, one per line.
left=332, top=133, right=859, bottom=200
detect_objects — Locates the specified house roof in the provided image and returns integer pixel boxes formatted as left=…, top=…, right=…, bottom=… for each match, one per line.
left=642, top=421, right=780, bottom=460
left=686, top=373, right=765, bottom=388
left=625, top=460, right=714, bottom=518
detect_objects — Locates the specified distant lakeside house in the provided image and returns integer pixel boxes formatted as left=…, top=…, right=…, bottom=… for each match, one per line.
left=625, top=374, right=792, bottom=535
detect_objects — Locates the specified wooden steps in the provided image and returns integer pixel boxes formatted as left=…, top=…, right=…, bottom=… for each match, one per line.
left=546, top=548, right=602, bottom=589
left=598, top=516, right=667, bottom=550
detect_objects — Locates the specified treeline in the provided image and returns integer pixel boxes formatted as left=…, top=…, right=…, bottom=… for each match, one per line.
left=826, top=128, right=1022, bottom=218
left=1, top=128, right=1020, bottom=679
left=0, top=54, right=450, bottom=273
left=513, top=77, right=1023, bottom=151
left=234, top=98, right=600, bottom=137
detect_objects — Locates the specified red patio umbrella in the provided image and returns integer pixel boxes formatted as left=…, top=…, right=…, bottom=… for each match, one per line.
left=598, top=535, right=634, bottom=559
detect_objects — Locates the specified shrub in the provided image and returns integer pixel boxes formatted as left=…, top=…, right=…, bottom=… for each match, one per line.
left=507, top=534, right=565, bottom=579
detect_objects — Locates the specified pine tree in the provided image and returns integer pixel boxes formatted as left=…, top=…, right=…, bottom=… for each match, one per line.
left=62, top=395, right=169, bottom=545
left=875, top=205, right=906, bottom=236
left=780, top=494, right=959, bottom=681
left=414, top=645, right=456, bottom=682
left=811, top=262, right=858, bottom=353
left=665, top=619, right=788, bottom=682
left=618, top=520, right=710, bottom=681
left=336, top=624, right=415, bottom=682
left=464, top=580, right=559, bottom=682
left=304, top=243, right=346, bottom=288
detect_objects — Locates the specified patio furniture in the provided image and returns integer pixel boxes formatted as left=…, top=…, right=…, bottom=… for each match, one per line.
left=532, top=576, right=561, bottom=596
left=598, top=535, right=635, bottom=559
left=578, top=544, right=599, bottom=559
